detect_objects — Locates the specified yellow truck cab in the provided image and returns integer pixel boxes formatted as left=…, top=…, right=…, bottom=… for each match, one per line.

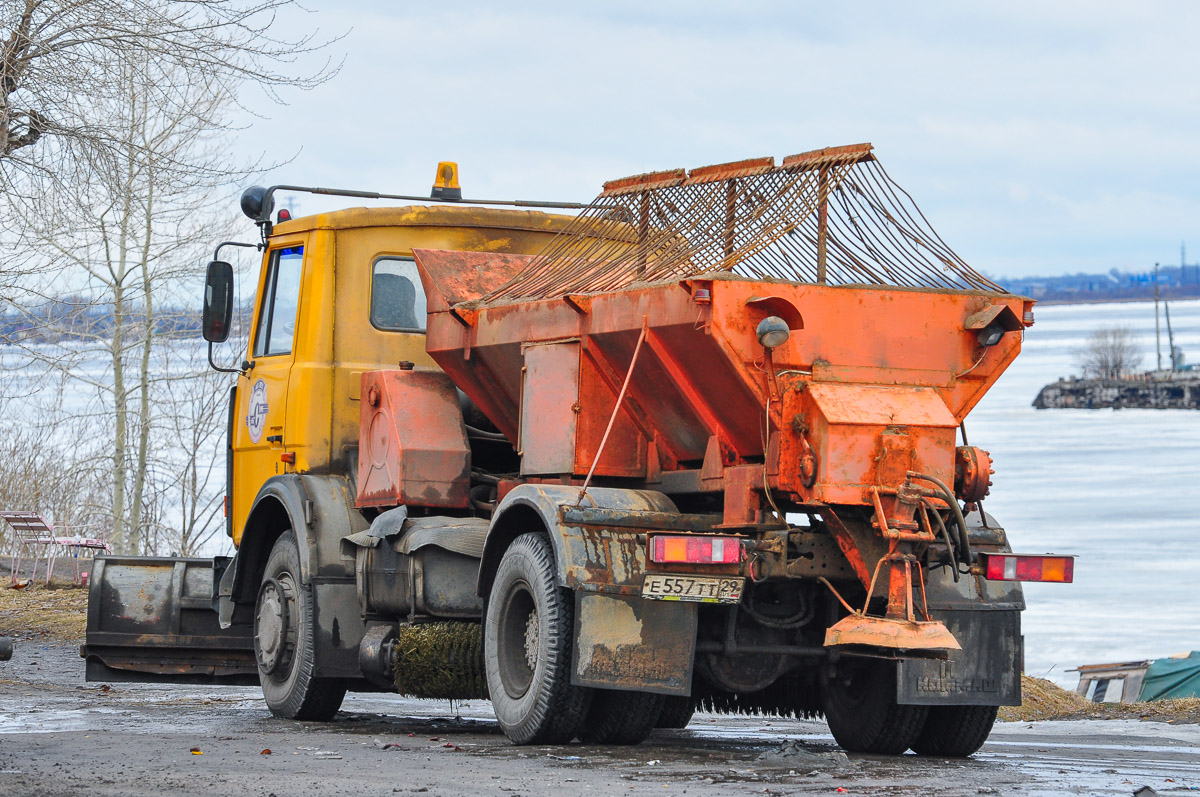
left=219, top=202, right=580, bottom=703
left=229, top=204, right=576, bottom=546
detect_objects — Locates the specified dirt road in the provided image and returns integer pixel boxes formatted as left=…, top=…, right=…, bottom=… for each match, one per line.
left=2, top=643, right=1198, bottom=797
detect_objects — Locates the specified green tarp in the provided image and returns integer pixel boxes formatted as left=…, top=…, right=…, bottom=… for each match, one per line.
left=1137, top=651, right=1200, bottom=701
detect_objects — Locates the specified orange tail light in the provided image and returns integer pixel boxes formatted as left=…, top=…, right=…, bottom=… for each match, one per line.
left=979, top=553, right=1075, bottom=583
left=650, top=535, right=743, bottom=564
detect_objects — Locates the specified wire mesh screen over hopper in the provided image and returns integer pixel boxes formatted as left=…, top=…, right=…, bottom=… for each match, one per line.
left=484, top=143, right=1006, bottom=303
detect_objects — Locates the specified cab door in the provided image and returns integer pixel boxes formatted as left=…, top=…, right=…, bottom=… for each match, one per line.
left=231, top=243, right=306, bottom=545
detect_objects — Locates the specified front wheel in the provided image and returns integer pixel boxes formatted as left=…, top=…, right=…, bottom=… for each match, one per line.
left=254, top=531, right=346, bottom=720
left=822, top=659, right=928, bottom=755
left=484, top=532, right=592, bottom=744
left=911, top=705, right=998, bottom=757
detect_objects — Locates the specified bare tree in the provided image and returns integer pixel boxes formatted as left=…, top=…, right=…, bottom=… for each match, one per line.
left=1, top=0, right=338, bottom=190
left=1076, top=325, right=1143, bottom=380
left=4, top=48, right=266, bottom=554
left=1, top=0, right=337, bottom=554
left=1, top=0, right=338, bottom=312
left=152, top=341, right=233, bottom=557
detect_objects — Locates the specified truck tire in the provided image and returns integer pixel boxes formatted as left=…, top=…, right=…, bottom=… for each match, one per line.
left=581, top=689, right=665, bottom=744
left=911, top=705, right=998, bottom=757
left=656, top=695, right=696, bottom=729
left=822, top=659, right=928, bottom=754
left=484, top=532, right=591, bottom=744
left=255, top=531, right=346, bottom=721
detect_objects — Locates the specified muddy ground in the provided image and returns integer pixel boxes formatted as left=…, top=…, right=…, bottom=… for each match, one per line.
left=3, top=584, right=1200, bottom=796
left=3, top=643, right=1200, bottom=796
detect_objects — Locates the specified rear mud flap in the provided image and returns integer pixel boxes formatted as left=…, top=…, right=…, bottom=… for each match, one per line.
left=571, top=592, right=696, bottom=696
left=895, top=610, right=1022, bottom=706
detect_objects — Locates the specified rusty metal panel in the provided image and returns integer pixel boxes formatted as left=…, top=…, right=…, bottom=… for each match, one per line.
left=782, top=143, right=875, bottom=171
left=519, top=341, right=580, bottom=475
left=683, top=156, right=776, bottom=185
left=412, top=249, right=535, bottom=310
left=558, top=523, right=648, bottom=595
left=806, top=383, right=957, bottom=427
left=571, top=592, right=696, bottom=696
left=560, top=506, right=724, bottom=532
left=357, top=369, right=470, bottom=509
left=601, top=169, right=687, bottom=197
left=785, top=382, right=958, bottom=505
left=575, top=346, right=647, bottom=477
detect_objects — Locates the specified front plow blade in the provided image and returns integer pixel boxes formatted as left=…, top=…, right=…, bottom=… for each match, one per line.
left=824, top=613, right=961, bottom=653
left=81, top=556, right=256, bottom=685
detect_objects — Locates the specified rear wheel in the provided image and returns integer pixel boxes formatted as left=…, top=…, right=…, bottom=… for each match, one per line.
left=656, top=695, right=697, bottom=729
left=822, top=659, right=928, bottom=754
left=255, top=531, right=346, bottom=720
left=484, top=533, right=592, bottom=744
left=581, top=689, right=665, bottom=745
left=911, top=705, right=998, bottom=757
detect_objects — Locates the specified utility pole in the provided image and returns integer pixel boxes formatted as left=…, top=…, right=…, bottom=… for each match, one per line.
left=1154, top=262, right=1162, bottom=371
left=1166, top=301, right=1177, bottom=371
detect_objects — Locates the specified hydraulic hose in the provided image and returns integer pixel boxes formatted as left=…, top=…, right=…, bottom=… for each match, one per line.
left=926, top=501, right=960, bottom=583
left=908, top=471, right=973, bottom=566
left=465, top=425, right=509, bottom=442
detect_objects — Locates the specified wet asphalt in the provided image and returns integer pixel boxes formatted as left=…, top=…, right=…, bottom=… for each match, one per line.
left=1, top=643, right=1198, bottom=796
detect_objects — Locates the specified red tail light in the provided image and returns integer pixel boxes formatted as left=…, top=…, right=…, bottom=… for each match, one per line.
left=979, top=553, right=1074, bottom=583
left=650, top=535, right=743, bottom=564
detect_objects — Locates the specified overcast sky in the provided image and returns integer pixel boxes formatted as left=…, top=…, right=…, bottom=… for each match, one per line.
left=240, top=1, right=1200, bottom=280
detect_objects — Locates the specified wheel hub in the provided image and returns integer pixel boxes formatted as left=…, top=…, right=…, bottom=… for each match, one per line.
left=523, top=610, right=540, bottom=671
left=255, top=577, right=294, bottom=675
left=496, top=582, right=538, bottom=699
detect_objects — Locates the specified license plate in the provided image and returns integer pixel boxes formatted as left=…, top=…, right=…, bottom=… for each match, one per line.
left=641, top=574, right=743, bottom=604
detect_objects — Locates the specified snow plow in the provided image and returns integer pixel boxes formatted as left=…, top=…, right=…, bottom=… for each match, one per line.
left=82, top=146, right=1071, bottom=756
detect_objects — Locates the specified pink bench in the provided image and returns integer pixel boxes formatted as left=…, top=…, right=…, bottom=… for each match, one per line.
left=2, top=511, right=111, bottom=586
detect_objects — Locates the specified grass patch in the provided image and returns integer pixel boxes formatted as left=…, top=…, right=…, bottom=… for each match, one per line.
left=1001, top=675, right=1200, bottom=724
left=0, top=583, right=88, bottom=642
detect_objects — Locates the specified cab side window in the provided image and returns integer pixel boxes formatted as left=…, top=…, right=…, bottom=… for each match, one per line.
left=253, top=246, right=304, bottom=357
left=371, top=257, right=426, bottom=332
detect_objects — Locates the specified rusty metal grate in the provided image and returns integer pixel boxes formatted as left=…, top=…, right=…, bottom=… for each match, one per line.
left=483, top=143, right=1005, bottom=302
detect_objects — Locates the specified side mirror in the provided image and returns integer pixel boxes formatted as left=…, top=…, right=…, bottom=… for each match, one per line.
left=202, top=260, right=234, bottom=343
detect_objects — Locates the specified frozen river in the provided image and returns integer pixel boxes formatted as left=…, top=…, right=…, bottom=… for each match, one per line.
left=969, top=298, right=1200, bottom=685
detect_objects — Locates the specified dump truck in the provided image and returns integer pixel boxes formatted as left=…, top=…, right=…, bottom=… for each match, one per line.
left=82, top=145, right=1073, bottom=756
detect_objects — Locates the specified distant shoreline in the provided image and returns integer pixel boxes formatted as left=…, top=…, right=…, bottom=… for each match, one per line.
left=1031, top=294, right=1200, bottom=307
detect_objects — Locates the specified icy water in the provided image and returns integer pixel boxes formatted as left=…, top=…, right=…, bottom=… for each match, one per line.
left=969, top=299, right=1200, bottom=685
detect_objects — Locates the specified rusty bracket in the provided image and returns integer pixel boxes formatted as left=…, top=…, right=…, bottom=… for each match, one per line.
left=564, top=294, right=592, bottom=314
left=869, top=485, right=935, bottom=543
left=450, top=305, right=477, bottom=327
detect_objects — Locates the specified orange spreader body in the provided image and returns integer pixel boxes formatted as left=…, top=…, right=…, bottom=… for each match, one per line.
left=415, top=249, right=1031, bottom=518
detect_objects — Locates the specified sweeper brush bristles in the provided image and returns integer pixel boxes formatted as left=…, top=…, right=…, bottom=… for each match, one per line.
left=393, top=622, right=489, bottom=700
